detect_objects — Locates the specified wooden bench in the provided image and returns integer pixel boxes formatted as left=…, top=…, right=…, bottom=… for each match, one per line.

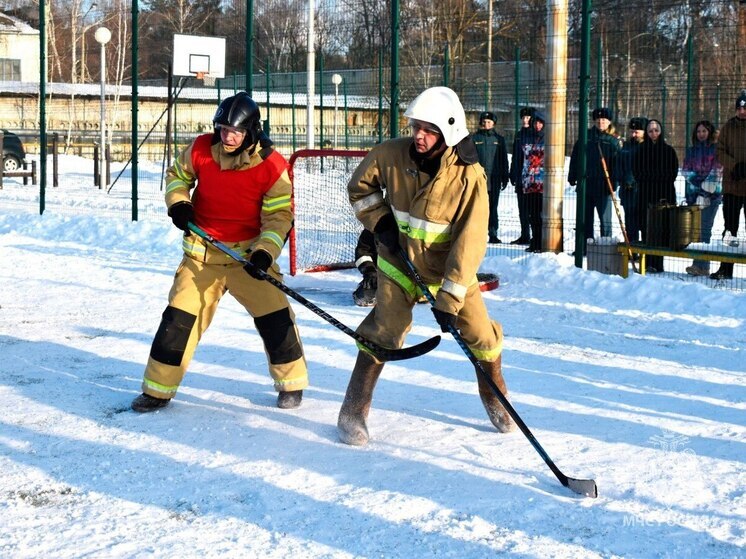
left=617, top=242, right=746, bottom=277
left=0, top=160, right=37, bottom=188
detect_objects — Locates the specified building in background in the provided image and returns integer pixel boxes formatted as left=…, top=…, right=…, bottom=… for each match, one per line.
left=0, top=13, right=39, bottom=83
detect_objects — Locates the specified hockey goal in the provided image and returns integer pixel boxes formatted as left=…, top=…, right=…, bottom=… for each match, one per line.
left=288, top=149, right=368, bottom=275
left=287, top=148, right=500, bottom=291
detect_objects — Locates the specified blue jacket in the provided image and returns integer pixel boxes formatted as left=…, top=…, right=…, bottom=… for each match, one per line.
left=683, top=141, right=722, bottom=205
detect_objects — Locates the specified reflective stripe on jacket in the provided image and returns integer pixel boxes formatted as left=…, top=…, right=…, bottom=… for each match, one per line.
left=347, top=137, right=488, bottom=315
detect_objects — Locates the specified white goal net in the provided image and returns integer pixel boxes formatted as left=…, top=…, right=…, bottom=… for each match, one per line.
left=288, top=149, right=368, bottom=275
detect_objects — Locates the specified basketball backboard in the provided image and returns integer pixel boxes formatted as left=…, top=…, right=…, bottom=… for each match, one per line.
left=172, top=34, right=226, bottom=79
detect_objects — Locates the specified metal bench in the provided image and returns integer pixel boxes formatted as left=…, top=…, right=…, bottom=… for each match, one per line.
left=618, top=242, right=746, bottom=277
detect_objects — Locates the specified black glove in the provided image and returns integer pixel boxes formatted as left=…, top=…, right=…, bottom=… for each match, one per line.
left=431, top=308, right=458, bottom=333
left=374, top=213, right=400, bottom=251
left=568, top=179, right=577, bottom=187
left=168, top=201, right=194, bottom=232
left=732, top=162, right=746, bottom=181
left=244, top=250, right=272, bottom=280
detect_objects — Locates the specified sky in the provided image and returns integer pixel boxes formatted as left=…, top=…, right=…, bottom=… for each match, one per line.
left=0, top=157, right=744, bottom=558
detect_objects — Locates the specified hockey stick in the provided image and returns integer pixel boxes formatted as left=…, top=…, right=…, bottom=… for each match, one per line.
left=597, top=143, right=638, bottom=274
left=398, top=248, right=598, bottom=498
left=187, top=223, right=440, bottom=362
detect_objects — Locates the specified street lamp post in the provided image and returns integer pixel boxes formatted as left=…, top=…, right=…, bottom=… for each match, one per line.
left=332, top=73, right=342, bottom=149
left=94, top=26, right=111, bottom=189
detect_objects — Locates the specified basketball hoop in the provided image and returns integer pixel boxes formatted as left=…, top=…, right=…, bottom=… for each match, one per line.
left=195, top=71, right=206, bottom=81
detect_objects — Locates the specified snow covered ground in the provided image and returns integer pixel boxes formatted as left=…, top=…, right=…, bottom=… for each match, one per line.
left=0, top=159, right=744, bottom=558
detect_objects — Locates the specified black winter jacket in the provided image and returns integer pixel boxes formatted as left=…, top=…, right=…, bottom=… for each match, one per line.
left=632, top=137, right=679, bottom=208
left=471, top=128, right=509, bottom=195
left=568, top=126, right=622, bottom=196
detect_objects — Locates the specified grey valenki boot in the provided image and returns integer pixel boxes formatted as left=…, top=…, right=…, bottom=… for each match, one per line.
left=337, top=351, right=385, bottom=446
left=476, top=355, right=515, bottom=433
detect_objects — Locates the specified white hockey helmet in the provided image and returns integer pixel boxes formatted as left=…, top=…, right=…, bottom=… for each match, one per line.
left=404, top=86, right=469, bottom=147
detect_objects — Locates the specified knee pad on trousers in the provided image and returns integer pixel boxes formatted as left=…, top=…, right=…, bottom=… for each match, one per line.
left=150, top=305, right=197, bottom=366
left=254, top=308, right=303, bottom=365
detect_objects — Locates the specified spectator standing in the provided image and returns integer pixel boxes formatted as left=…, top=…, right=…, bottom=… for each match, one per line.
left=568, top=107, right=622, bottom=248
left=615, top=117, right=647, bottom=242
left=131, top=92, right=308, bottom=412
left=711, top=91, right=746, bottom=280
left=472, top=111, right=510, bottom=243
left=683, top=120, right=722, bottom=276
left=512, top=111, right=546, bottom=252
left=633, top=118, right=679, bottom=274
left=509, top=107, right=535, bottom=244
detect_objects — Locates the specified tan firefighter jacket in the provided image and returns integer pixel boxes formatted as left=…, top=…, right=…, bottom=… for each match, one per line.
left=348, top=137, right=489, bottom=316
left=164, top=134, right=293, bottom=265
left=717, top=116, right=746, bottom=197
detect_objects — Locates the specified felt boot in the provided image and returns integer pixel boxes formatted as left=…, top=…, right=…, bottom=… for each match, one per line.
left=337, top=351, right=384, bottom=446
left=476, top=356, right=515, bottom=433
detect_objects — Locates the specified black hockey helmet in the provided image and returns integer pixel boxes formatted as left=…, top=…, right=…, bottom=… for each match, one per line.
left=213, top=91, right=264, bottom=151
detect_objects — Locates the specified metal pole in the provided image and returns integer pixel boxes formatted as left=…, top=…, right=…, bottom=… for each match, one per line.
left=344, top=79, right=349, bottom=149
left=596, top=37, right=602, bottom=108
left=131, top=2, right=139, bottom=221
left=264, top=57, right=270, bottom=135
left=95, top=27, right=111, bottom=191
left=246, top=0, right=253, bottom=95
left=574, top=0, right=591, bottom=267
left=443, top=42, right=450, bottom=87
left=486, top=0, right=492, bottom=108
left=291, top=73, right=297, bottom=152
left=306, top=0, right=315, bottom=149
left=319, top=55, right=324, bottom=148
left=38, top=0, right=47, bottom=213
left=685, top=35, right=693, bottom=148
left=514, top=46, right=520, bottom=133
left=390, top=0, right=400, bottom=138
left=332, top=73, right=342, bottom=149
left=333, top=83, right=338, bottom=149
left=378, top=46, right=383, bottom=143
left=99, top=40, right=106, bottom=190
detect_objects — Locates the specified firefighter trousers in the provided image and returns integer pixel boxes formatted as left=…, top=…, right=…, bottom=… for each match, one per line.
left=357, top=274, right=503, bottom=363
left=141, top=255, right=308, bottom=399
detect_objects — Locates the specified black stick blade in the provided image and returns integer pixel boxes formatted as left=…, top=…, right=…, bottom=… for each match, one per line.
left=566, top=477, right=598, bottom=498
left=375, top=335, right=441, bottom=362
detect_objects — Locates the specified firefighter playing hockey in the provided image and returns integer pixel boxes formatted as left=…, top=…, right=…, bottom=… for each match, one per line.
left=131, top=92, right=308, bottom=413
left=337, top=86, right=515, bottom=446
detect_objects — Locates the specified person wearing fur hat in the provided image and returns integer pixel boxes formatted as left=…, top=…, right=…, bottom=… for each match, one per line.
left=472, top=111, right=510, bottom=243
left=614, top=117, right=648, bottom=243
left=711, top=90, right=746, bottom=280
left=633, top=118, right=679, bottom=273
left=568, top=107, right=622, bottom=253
